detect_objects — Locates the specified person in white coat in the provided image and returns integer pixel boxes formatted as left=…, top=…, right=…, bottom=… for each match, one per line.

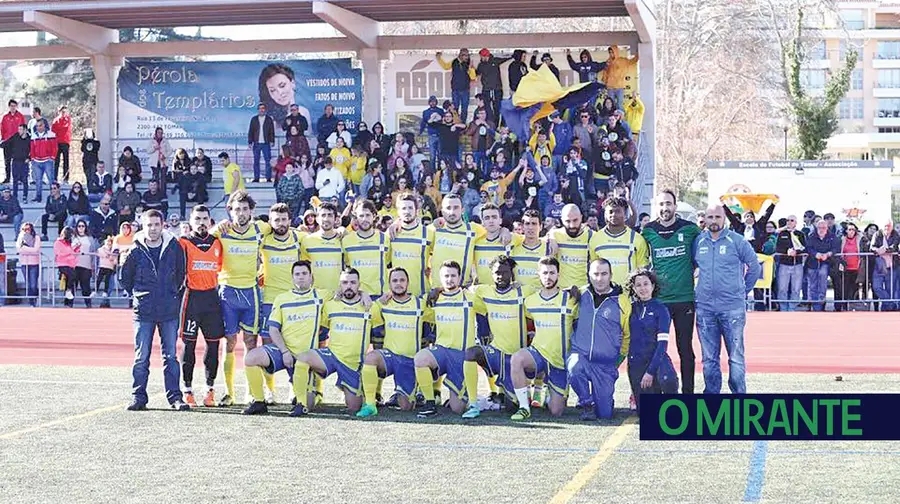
left=315, top=157, right=346, bottom=200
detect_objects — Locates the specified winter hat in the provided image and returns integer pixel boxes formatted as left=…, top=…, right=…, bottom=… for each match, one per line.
left=479, top=48, right=490, bottom=58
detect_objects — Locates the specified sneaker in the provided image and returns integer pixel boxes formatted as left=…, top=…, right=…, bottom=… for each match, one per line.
left=265, top=389, right=277, bottom=406
left=356, top=403, right=379, bottom=418
left=580, top=404, right=597, bottom=421
left=476, top=396, right=502, bottom=412
left=531, top=388, right=544, bottom=409
left=289, top=404, right=309, bottom=417
left=461, top=404, right=481, bottom=419
left=488, top=391, right=503, bottom=405
left=183, top=392, right=197, bottom=408
left=414, top=392, right=425, bottom=408
left=314, top=391, right=323, bottom=406
left=65, top=291, right=74, bottom=301
left=41, top=235, right=48, bottom=241
left=416, top=400, right=438, bottom=419
left=218, top=394, right=235, bottom=407
left=375, top=393, right=384, bottom=407
left=510, top=407, right=532, bottom=421
left=171, top=400, right=190, bottom=411
left=384, top=392, right=400, bottom=409
left=242, top=400, right=268, bottom=415
left=203, top=389, right=216, bottom=407
left=126, top=401, right=147, bottom=411
left=629, top=394, right=637, bottom=412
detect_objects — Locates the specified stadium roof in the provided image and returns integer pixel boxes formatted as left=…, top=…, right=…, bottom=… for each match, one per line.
left=0, top=0, right=631, bottom=31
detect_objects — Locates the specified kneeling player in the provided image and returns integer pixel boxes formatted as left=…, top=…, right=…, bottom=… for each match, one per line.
left=509, top=257, right=579, bottom=420
left=243, top=260, right=328, bottom=416
left=357, top=267, right=434, bottom=417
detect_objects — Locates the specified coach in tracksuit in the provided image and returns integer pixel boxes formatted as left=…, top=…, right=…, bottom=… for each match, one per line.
left=567, top=258, right=631, bottom=421
left=121, top=209, right=187, bottom=411
left=693, top=205, right=760, bottom=394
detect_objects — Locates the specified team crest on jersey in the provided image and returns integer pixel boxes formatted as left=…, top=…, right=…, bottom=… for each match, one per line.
left=602, top=308, right=611, bottom=318
left=678, top=233, right=684, bottom=242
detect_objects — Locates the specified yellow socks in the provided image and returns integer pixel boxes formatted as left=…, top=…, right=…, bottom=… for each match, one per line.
left=416, top=367, right=435, bottom=401
left=245, top=366, right=265, bottom=402
left=294, top=361, right=311, bottom=407
left=488, top=375, right=498, bottom=395
left=362, top=364, right=380, bottom=407
left=223, top=352, right=235, bottom=398
left=434, top=375, right=444, bottom=396
left=264, top=372, right=276, bottom=394
left=376, top=377, right=384, bottom=398
left=463, top=361, right=479, bottom=407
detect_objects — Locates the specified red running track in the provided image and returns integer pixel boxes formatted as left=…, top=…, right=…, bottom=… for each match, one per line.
left=0, top=308, right=898, bottom=373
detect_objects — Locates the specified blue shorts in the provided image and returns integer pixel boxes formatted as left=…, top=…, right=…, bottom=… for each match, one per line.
left=259, top=303, right=273, bottom=338
left=262, top=343, right=295, bottom=377
left=428, top=345, right=466, bottom=400
left=315, top=348, right=361, bottom=396
left=218, top=285, right=262, bottom=336
left=379, top=349, right=416, bottom=399
left=527, top=347, right=569, bottom=397
left=483, top=344, right=513, bottom=395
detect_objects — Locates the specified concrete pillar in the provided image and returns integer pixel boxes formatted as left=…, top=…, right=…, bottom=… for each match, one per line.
left=358, top=48, right=387, bottom=126
left=91, top=55, right=122, bottom=167
left=638, top=42, right=656, bottom=212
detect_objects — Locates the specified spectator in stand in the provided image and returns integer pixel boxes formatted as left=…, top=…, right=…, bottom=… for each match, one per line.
left=696, top=211, right=707, bottom=230
left=316, top=157, right=345, bottom=201
left=436, top=49, right=474, bottom=123
left=508, top=49, right=529, bottom=92
left=482, top=158, right=521, bottom=206
left=0, top=124, right=30, bottom=201
left=387, top=132, right=409, bottom=166
left=530, top=51, right=560, bottom=81
left=573, top=110, right=597, bottom=162
left=89, top=194, right=117, bottom=240
left=835, top=222, right=863, bottom=312
left=500, top=191, right=524, bottom=229
left=490, top=150, right=511, bottom=179
left=326, top=119, right=352, bottom=150
left=220, top=152, right=245, bottom=197
left=87, top=161, right=113, bottom=204
left=419, top=95, right=444, bottom=171
left=476, top=48, right=509, bottom=122
left=63, top=181, right=90, bottom=228
left=115, top=182, right=141, bottom=225
left=113, top=221, right=135, bottom=272
left=272, top=144, right=292, bottom=184
left=371, top=122, right=390, bottom=163
left=142, top=179, right=169, bottom=216
left=177, top=162, right=208, bottom=218
left=568, top=48, right=604, bottom=83
left=315, top=104, right=339, bottom=149
left=51, top=105, right=72, bottom=183
left=775, top=215, right=807, bottom=312
left=408, top=143, right=426, bottom=179
left=147, top=127, right=171, bottom=189
left=29, top=119, right=57, bottom=203
left=16, top=222, right=41, bottom=306
left=473, top=93, right=495, bottom=124
left=41, top=182, right=66, bottom=240
left=823, top=212, right=840, bottom=237
left=601, top=46, right=639, bottom=109
left=359, top=160, right=384, bottom=202
left=860, top=223, right=878, bottom=303
left=1, top=99, right=26, bottom=184
left=458, top=177, right=480, bottom=219
left=276, top=162, right=302, bottom=218
left=693, top=205, right=760, bottom=394
left=518, top=161, right=547, bottom=211
left=329, top=136, right=352, bottom=182
left=611, top=150, right=637, bottom=190
left=564, top=147, right=590, bottom=204
left=81, top=128, right=101, bottom=179
left=544, top=192, right=565, bottom=220
left=367, top=173, right=388, bottom=204
left=471, top=190, right=489, bottom=222
left=248, top=103, right=275, bottom=183
left=0, top=184, right=22, bottom=235
left=489, top=127, right=518, bottom=168
left=597, top=97, right=617, bottom=125
left=624, top=93, right=645, bottom=142
left=635, top=212, right=651, bottom=232
left=53, top=226, right=79, bottom=307
left=192, top=148, right=212, bottom=183
left=550, top=112, right=573, bottom=169
left=805, top=219, right=837, bottom=312
left=170, top=148, right=191, bottom=192
left=466, top=108, right=496, bottom=176
left=723, top=198, right=776, bottom=253
left=73, top=220, right=95, bottom=307
left=95, top=235, right=117, bottom=307
left=27, top=107, right=50, bottom=137
left=871, top=220, right=900, bottom=311
left=432, top=110, right=466, bottom=165
left=118, top=146, right=142, bottom=183
left=282, top=103, right=310, bottom=157
left=354, top=121, right=372, bottom=151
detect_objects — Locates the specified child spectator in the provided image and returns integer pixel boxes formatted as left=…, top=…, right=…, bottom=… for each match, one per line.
left=53, top=226, right=78, bottom=307
left=95, top=235, right=118, bottom=307
left=273, top=144, right=293, bottom=184
left=349, top=145, right=367, bottom=194
left=276, top=163, right=302, bottom=219
left=329, top=136, right=352, bottom=180
left=544, top=192, right=565, bottom=220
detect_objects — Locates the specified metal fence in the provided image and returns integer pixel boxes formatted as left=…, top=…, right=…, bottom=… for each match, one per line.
left=0, top=252, right=132, bottom=308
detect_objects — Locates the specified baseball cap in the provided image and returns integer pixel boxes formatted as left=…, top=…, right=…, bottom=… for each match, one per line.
left=479, top=48, right=490, bottom=58
left=0, top=184, right=9, bottom=192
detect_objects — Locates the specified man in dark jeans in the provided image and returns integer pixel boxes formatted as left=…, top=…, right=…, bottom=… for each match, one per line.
left=0, top=124, right=30, bottom=201
left=41, top=182, right=67, bottom=240
left=641, top=190, right=702, bottom=394
left=247, top=103, right=275, bottom=183
left=475, top=48, right=511, bottom=123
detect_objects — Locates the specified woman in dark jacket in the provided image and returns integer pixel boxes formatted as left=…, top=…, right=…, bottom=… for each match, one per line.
left=118, top=146, right=142, bottom=183
left=65, top=182, right=91, bottom=228
left=354, top=121, right=373, bottom=150
left=371, top=122, right=390, bottom=161
left=508, top=50, right=529, bottom=92
left=169, top=148, right=191, bottom=192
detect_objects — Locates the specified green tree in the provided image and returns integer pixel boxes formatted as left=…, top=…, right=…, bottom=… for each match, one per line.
left=784, top=9, right=856, bottom=160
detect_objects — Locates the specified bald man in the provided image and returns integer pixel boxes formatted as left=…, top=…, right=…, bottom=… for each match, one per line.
left=549, top=204, right=593, bottom=288
left=692, top=205, right=760, bottom=394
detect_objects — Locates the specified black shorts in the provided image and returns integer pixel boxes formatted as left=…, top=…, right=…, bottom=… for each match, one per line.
left=180, top=290, right=226, bottom=341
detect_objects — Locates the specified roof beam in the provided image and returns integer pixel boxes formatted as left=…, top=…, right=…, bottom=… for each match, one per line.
left=108, top=37, right=354, bottom=58
left=377, top=31, right=639, bottom=51
left=312, top=1, right=379, bottom=48
left=23, top=10, right=117, bottom=54
left=624, top=0, right=655, bottom=44
left=0, top=43, right=88, bottom=60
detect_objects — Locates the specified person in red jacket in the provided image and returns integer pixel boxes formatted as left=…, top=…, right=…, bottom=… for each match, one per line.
left=30, top=120, right=58, bottom=203
left=51, top=105, right=72, bottom=183
left=1, top=99, right=26, bottom=184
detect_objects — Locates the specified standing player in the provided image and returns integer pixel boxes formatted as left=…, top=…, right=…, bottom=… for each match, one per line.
left=589, top=197, right=650, bottom=284
left=292, top=268, right=380, bottom=415
left=473, top=204, right=523, bottom=285
left=356, top=267, right=434, bottom=417
left=509, top=210, right=552, bottom=290
left=414, top=260, right=485, bottom=418
left=461, top=255, right=534, bottom=419
left=390, top=193, right=434, bottom=297
left=550, top=204, right=594, bottom=288
left=178, top=205, right=225, bottom=408
left=301, top=201, right=344, bottom=291
left=342, top=199, right=391, bottom=297
left=213, top=190, right=271, bottom=407
left=509, top=256, right=579, bottom=420
left=242, top=260, right=328, bottom=416
left=641, top=189, right=701, bottom=394
left=429, top=193, right=502, bottom=286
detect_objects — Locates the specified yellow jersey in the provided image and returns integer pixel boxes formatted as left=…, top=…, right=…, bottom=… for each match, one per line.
left=215, top=221, right=270, bottom=289
left=268, top=288, right=328, bottom=354
left=322, top=297, right=380, bottom=369
left=431, top=289, right=484, bottom=351
left=374, top=296, right=433, bottom=358
left=473, top=233, right=524, bottom=285
left=223, top=162, right=245, bottom=195
left=549, top=227, right=593, bottom=289
left=523, top=289, right=579, bottom=369
left=329, top=147, right=352, bottom=179
left=509, top=238, right=552, bottom=289
left=342, top=230, right=391, bottom=295
left=300, top=231, right=343, bottom=291
left=391, top=222, right=434, bottom=297
left=261, top=229, right=305, bottom=304
left=430, top=221, right=487, bottom=286
left=471, top=284, right=534, bottom=354
left=589, top=226, right=650, bottom=286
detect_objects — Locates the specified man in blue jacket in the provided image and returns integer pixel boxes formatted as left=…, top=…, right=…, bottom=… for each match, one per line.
left=566, top=258, right=631, bottom=421
left=419, top=95, right=444, bottom=169
left=121, top=209, right=188, bottom=411
left=693, top=205, right=760, bottom=394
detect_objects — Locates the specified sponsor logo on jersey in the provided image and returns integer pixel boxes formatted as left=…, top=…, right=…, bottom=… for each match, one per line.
left=191, top=260, right=219, bottom=271
left=654, top=245, right=687, bottom=259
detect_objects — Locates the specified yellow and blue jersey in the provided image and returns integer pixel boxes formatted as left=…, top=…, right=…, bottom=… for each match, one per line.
left=215, top=221, right=270, bottom=289
left=473, top=233, right=523, bottom=285
left=432, top=289, right=484, bottom=351
left=301, top=231, right=344, bottom=291
left=524, top=289, right=579, bottom=369
left=261, top=230, right=305, bottom=304
left=268, top=288, right=328, bottom=354
left=589, top=226, right=650, bottom=286
left=390, top=222, right=434, bottom=297
left=342, top=230, right=391, bottom=295
left=550, top=227, right=593, bottom=289
left=509, top=238, right=552, bottom=289
left=471, top=284, right=534, bottom=354
left=373, top=296, right=434, bottom=358
left=430, top=221, right=487, bottom=286
left=321, top=298, right=381, bottom=370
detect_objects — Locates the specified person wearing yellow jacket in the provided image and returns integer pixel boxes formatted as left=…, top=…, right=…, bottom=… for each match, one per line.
left=601, top=46, right=638, bottom=110
left=329, top=136, right=352, bottom=180
left=624, top=93, right=645, bottom=136
left=436, top=49, right=476, bottom=123
left=349, top=145, right=368, bottom=192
